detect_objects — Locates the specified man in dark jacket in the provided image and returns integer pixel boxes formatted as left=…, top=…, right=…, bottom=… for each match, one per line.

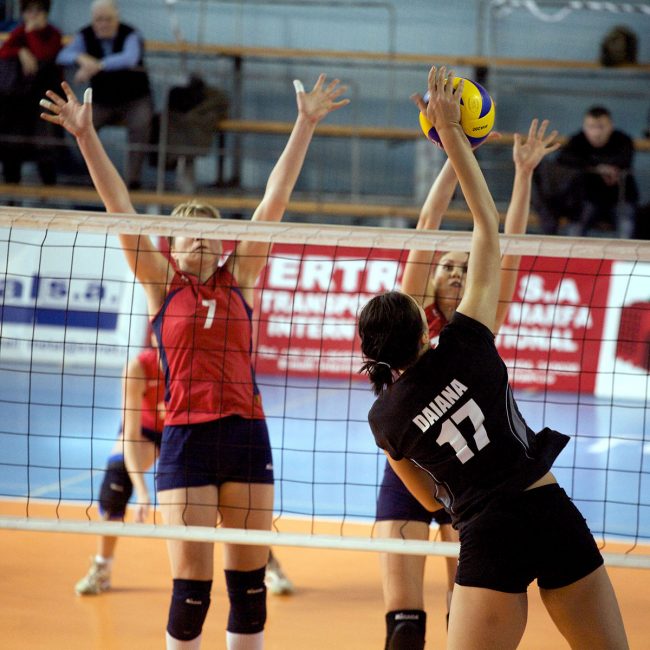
left=56, top=0, right=152, bottom=189
left=533, top=106, right=638, bottom=238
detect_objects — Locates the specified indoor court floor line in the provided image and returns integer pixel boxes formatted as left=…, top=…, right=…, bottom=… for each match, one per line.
left=1, top=367, right=649, bottom=647
left=1, top=513, right=649, bottom=649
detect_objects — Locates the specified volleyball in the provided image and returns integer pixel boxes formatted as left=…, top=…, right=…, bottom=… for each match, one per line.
left=419, top=77, right=495, bottom=148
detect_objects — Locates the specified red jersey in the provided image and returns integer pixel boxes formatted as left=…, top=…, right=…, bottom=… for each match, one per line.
left=152, top=262, right=265, bottom=425
left=0, top=24, right=62, bottom=61
left=137, top=347, right=165, bottom=433
left=424, top=301, right=448, bottom=346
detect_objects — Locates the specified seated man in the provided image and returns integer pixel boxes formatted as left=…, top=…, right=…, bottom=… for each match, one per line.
left=533, top=106, right=638, bottom=238
left=56, top=0, right=152, bottom=189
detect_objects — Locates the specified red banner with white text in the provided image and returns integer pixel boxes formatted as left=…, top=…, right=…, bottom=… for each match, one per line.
left=253, top=245, right=613, bottom=394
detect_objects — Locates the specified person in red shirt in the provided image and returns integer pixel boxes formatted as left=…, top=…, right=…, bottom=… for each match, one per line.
left=0, top=0, right=61, bottom=184
left=75, top=344, right=165, bottom=595
left=41, top=75, right=348, bottom=649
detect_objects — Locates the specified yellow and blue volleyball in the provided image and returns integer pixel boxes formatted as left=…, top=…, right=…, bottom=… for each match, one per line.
left=419, top=77, right=495, bottom=149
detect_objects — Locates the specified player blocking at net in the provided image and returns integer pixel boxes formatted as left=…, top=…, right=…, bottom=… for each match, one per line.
left=40, top=75, right=348, bottom=649
left=358, top=66, right=629, bottom=650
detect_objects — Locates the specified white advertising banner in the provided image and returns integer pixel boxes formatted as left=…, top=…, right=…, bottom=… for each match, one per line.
left=596, top=261, right=650, bottom=401
left=0, top=229, right=147, bottom=368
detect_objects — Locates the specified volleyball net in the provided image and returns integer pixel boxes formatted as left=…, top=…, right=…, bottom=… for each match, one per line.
left=1, top=206, right=649, bottom=568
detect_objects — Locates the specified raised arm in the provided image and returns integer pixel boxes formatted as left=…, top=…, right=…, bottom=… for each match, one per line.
left=402, top=132, right=501, bottom=306
left=413, top=67, right=500, bottom=332
left=495, top=119, right=560, bottom=331
left=401, top=160, right=458, bottom=305
left=40, top=83, right=169, bottom=310
left=228, top=74, right=349, bottom=297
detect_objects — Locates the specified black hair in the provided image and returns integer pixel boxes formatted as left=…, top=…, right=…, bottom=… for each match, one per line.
left=585, top=106, right=611, bottom=120
left=21, top=0, right=50, bottom=13
left=358, top=291, right=426, bottom=395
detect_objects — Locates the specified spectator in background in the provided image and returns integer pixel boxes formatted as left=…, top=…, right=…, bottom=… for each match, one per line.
left=56, top=0, right=152, bottom=189
left=0, top=0, right=61, bottom=185
left=533, top=106, right=638, bottom=238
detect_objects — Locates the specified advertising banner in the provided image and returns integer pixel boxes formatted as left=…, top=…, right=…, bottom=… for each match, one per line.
left=255, top=245, right=627, bottom=396
left=0, top=229, right=147, bottom=368
left=496, top=256, right=611, bottom=393
left=3, top=233, right=646, bottom=397
left=596, top=261, right=650, bottom=401
left=254, top=245, right=405, bottom=377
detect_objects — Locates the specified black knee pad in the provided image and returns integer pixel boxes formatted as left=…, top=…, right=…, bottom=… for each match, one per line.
left=385, top=610, right=426, bottom=650
left=225, top=567, right=266, bottom=634
left=167, top=578, right=212, bottom=641
left=98, top=456, right=133, bottom=519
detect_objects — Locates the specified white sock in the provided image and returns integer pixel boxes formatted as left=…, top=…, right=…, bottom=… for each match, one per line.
left=95, top=555, right=113, bottom=568
left=165, top=632, right=202, bottom=649
left=226, top=630, right=264, bottom=650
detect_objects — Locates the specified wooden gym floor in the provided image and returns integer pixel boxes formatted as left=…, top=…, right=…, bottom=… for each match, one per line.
left=1, top=503, right=649, bottom=649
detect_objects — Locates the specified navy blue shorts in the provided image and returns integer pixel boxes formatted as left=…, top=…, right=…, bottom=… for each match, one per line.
left=456, top=484, right=604, bottom=593
left=376, top=460, right=452, bottom=526
left=156, top=416, right=274, bottom=492
left=141, top=426, right=163, bottom=446
left=118, top=425, right=162, bottom=447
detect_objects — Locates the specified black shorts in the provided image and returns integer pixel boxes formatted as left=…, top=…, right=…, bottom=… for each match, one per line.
left=375, top=460, right=452, bottom=527
left=456, top=484, right=603, bottom=593
left=156, top=415, right=274, bottom=492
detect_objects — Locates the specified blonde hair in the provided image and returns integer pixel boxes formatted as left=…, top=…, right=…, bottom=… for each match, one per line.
left=168, top=201, right=221, bottom=247
left=170, top=200, right=221, bottom=220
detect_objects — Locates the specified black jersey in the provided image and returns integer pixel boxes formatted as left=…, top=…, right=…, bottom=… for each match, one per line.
left=368, top=312, right=569, bottom=529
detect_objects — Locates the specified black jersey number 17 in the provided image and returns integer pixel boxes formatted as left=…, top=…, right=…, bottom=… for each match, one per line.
left=437, top=398, right=490, bottom=464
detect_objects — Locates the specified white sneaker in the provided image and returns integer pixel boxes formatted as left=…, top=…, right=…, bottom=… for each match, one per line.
left=75, top=557, right=112, bottom=595
left=265, top=555, right=294, bottom=595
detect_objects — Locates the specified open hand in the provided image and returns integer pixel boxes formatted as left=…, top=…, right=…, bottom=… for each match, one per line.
left=40, top=81, right=93, bottom=138
left=513, top=118, right=560, bottom=174
left=294, top=74, right=350, bottom=123
left=411, top=66, right=463, bottom=135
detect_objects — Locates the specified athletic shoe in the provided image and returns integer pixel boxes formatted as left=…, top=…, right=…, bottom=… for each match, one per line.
left=265, top=555, right=294, bottom=595
left=75, top=558, right=111, bottom=595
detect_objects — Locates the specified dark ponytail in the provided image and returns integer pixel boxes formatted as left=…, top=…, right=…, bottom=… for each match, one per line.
left=358, top=291, right=425, bottom=395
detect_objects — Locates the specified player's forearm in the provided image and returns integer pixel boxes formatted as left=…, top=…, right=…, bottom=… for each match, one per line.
left=122, top=429, right=149, bottom=495
left=504, top=168, right=532, bottom=235
left=494, top=169, right=532, bottom=331
left=76, top=129, right=134, bottom=215
left=256, top=114, right=316, bottom=220
left=417, top=159, right=458, bottom=231
left=439, top=123, right=499, bottom=236
left=76, top=131, right=146, bottom=261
